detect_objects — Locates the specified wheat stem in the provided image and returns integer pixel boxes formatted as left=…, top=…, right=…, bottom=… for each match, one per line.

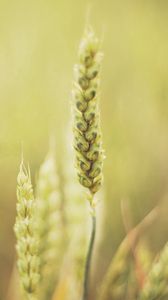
left=82, top=207, right=96, bottom=300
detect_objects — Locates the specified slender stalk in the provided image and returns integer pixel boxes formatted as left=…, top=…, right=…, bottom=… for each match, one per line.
left=82, top=207, right=96, bottom=300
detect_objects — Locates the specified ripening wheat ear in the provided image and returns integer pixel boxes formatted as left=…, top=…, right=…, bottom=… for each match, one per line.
left=14, top=160, right=40, bottom=299
left=72, top=26, right=104, bottom=202
left=36, top=145, right=64, bottom=300
left=72, top=26, right=104, bottom=300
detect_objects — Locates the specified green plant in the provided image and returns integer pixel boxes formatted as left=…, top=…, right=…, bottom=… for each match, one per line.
left=36, top=146, right=64, bottom=300
left=72, top=27, right=104, bottom=300
left=14, top=161, right=40, bottom=300
left=12, top=23, right=167, bottom=300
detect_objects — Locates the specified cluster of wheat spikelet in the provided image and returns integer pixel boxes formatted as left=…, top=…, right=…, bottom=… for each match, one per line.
left=14, top=146, right=66, bottom=300
left=13, top=25, right=168, bottom=300
left=36, top=145, right=64, bottom=300
left=14, top=27, right=104, bottom=300
left=72, top=27, right=104, bottom=202
left=14, top=161, right=40, bottom=300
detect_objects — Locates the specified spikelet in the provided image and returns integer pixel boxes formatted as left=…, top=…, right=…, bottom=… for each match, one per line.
left=139, top=243, right=168, bottom=300
left=72, top=27, right=104, bottom=201
left=36, top=146, right=63, bottom=300
left=14, top=161, right=40, bottom=299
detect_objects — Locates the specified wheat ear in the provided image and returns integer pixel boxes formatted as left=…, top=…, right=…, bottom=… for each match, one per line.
left=14, top=161, right=40, bottom=300
left=36, top=145, right=63, bottom=300
left=72, top=27, right=104, bottom=198
left=72, top=27, right=104, bottom=300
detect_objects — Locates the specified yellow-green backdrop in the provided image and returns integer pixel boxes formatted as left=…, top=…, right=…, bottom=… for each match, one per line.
left=1, top=0, right=168, bottom=299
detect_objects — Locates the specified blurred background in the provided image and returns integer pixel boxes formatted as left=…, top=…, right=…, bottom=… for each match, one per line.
left=1, top=0, right=168, bottom=299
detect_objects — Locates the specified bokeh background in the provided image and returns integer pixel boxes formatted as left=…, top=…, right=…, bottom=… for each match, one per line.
left=1, top=0, right=168, bottom=299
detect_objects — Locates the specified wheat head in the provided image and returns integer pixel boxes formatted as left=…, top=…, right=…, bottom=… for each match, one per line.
left=72, top=27, right=104, bottom=204
left=14, top=161, right=40, bottom=299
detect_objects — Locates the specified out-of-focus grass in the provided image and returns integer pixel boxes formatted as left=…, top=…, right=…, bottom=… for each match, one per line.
left=1, top=0, right=168, bottom=299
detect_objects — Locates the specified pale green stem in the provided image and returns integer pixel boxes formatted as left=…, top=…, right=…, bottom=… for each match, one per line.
left=82, top=206, right=96, bottom=300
